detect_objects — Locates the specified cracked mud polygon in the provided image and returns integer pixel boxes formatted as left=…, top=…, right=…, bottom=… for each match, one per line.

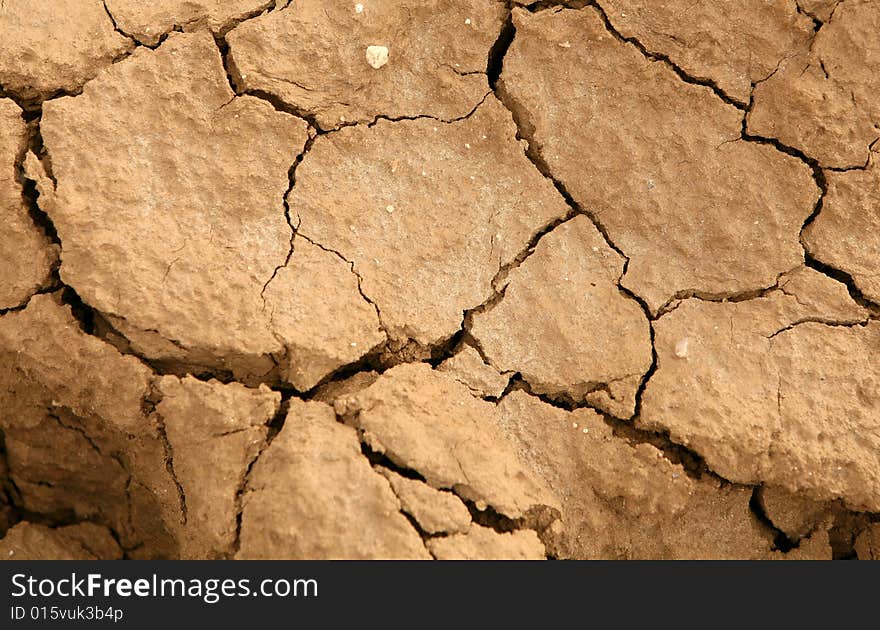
left=0, top=0, right=878, bottom=560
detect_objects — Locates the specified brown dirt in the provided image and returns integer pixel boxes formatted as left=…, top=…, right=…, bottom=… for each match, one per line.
left=0, top=0, right=877, bottom=560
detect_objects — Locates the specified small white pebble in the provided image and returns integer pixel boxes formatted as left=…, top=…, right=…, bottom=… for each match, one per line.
left=465, top=143, right=471, bottom=149
left=366, top=45, right=389, bottom=69
left=385, top=204, right=395, bottom=213
left=8, top=550, right=13, bottom=556
left=674, top=338, right=690, bottom=359
left=421, top=171, right=427, bottom=176
left=582, top=428, right=589, bottom=434
left=350, top=342, right=358, bottom=347
left=355, top=3, right=364, bottom=13
left=572, top=422, right=578, bottom=429
left=465, top=18, right=471, bottom=25
left=559, top=41, right=571, bottom=48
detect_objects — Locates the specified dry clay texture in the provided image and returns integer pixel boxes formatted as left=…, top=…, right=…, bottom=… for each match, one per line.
left=0, top=0, right=878, bottom=560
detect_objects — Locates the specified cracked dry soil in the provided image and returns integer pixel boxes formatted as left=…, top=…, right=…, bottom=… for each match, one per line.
left=0, top=0, right=878, bottom=561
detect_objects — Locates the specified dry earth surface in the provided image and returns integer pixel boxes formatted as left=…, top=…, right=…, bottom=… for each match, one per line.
left=0, top=0, right=878, bottom=560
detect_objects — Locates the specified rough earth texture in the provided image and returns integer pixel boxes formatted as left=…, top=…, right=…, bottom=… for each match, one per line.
left=1, top=1, right=877, bottom=560
left=105, top=0, right=275, bottom=46
left=0, top=100, right=57, bottom=310
left=290, top=95, right=569, bottom=351
left=804, top=149, right=880, bottom=303
left=599, top=0, right=815, bottom=105
left=0, top=0, right=133, bottom=103
left=501, top=6, right=819, bottom=315
left=227, top=0, right=505, bottom=129
left=0, top=522, right=121, bottom=560
left=748, top=0, right=880, bottom=169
